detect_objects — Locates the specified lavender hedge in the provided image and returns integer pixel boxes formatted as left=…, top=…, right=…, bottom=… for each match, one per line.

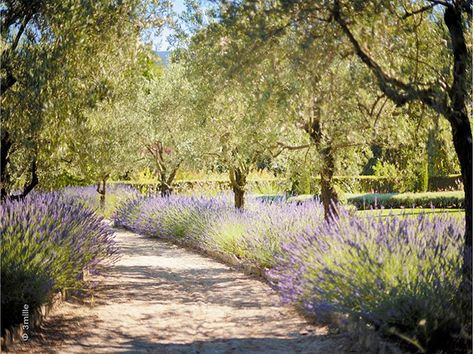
left=113, top=194, right=325, bottom=268
left=1, top=193, right=117, bottom=332
left=113, top=193, right=467, bottom=352
left=267, top=210, right=467, bottom=351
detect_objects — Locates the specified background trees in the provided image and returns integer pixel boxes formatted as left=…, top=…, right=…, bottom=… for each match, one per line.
left=0, top=0, right=167, bottom=198
left=139, top=63, right=202, bottom=196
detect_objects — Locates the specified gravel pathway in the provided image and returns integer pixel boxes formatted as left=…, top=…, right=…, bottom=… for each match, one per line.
left=7, top=228, right=357, bottom=353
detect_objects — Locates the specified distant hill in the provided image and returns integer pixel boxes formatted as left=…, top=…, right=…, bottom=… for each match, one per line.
left=155, top=51, right=170, bottom=66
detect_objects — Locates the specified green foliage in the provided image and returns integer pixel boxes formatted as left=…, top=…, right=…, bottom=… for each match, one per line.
left=1, top=0, right=167, bottom=194
left=62, top=185, right=140, bottom=218
left=372, top=161, right=398, bottom=179
left=429, top=174, right=464, bottom=191
left=416, top=159, right=429, bottom=193
left=209, top=219, right=248, bottom=258
left=348, top=192, right=465, bottom=210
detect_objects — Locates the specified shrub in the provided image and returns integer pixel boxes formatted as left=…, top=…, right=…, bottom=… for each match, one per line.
left=415, top=160, right=429, bottom=193
left=267, top=211, right=468, bottom=352
left=347, top=191, right=464, bottom=210
left=429, top=174, right=463, bottom=192
left=1, top=193, right=117, bottom=332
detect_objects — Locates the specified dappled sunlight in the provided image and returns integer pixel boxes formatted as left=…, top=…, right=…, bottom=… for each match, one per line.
left=6, top=228, right=356, bottom=353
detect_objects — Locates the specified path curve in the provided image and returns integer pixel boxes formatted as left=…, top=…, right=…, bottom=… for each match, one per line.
left=7, top=228, right=357, bottom=353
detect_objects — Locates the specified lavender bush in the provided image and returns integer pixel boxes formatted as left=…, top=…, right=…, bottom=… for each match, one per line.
left=113, top=194, right=325, bottom=268
left=267, top=210, right=466, bottom=352
left=1, top=193, right=117, bottom=332
left=114, top=193, right=467, bottom=351
left=113, top=194, right=229, bottom=239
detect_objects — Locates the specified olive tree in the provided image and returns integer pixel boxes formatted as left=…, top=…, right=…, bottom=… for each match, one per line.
left=0, top=0, right=167, bottom=198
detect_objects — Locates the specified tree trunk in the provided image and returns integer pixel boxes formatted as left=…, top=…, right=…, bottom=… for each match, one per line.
left=231, top=168, right=247, bottom=209
left=320, top=146, right=338, bottom=220
left=158, top=170, right=172, bottom=197
left=8, top=157, right=38, bottom=201
left=1, top=130, right=12, bottom=200
left=449, top=110, right=472, bottom=316
left=233, top=187, right=245, bottom=209
left=100, top=179, right=106, bottom=209
left=443, top=5, right=472, bottom=322
left=96, top=177, right=107, bottom=209
left=159, top=181, right=171, bottom=197
left=159, top=163, right=180, bottom=197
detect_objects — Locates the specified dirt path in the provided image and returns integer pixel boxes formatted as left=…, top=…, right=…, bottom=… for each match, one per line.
left=7, top=228, right=357, bottom=353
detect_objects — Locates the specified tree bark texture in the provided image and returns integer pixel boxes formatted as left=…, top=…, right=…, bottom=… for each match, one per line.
left=320, top=146, right=338, bottom=221
left=231, top=168, right=247, bottom=209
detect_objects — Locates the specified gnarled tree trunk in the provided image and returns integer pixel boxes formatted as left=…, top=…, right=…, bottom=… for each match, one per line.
left=230, top=167, right=247, bottom=209
left=158, top=162, right=180, bottom=197
left=320, top=146, right=338, bottom=220
left=158, top=170, right=171, bottom=197
left=304, top=114, right=340, bottom=220
left=448, top=108, right=472, bottom=318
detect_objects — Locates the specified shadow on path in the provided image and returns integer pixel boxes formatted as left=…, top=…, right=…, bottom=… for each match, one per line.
left=6, top=228, right=356, bottom=353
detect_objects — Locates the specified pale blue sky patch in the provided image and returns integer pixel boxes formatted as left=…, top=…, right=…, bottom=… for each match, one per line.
left=146, top=0, right=187, bottom=52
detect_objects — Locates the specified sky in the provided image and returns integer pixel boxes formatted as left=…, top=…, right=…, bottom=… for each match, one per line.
left=151, top=0, right=187, bottom=52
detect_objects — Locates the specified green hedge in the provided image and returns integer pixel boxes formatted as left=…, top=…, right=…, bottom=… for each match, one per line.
left=311, top=176, right=398, bottom=193
left=428, top=174, right=463, bottom=191
left=310, top=175, right=463, bottom=194
left=112, top=174, right=463, bottom=195
left=347, top=191, right=464, bottom=210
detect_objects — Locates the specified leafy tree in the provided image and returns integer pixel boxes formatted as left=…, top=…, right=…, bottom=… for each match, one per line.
left=184, top=63, right=289, bottom=208
left=328, top=0, right=472, bottom=302
left=138, top=63, right=202, bottom=196
left=73, top=100, right=146, bottom=206
left=186, top=0, right=472, bottom=326
left=0, top=0, right=167, bottom=198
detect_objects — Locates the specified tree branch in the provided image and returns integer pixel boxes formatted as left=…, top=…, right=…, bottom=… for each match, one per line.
left=402, top=4, right=436, bottom=19
left=332, top=0, right=447, bottom=115
left=11, top=13, right=32, bottom=51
